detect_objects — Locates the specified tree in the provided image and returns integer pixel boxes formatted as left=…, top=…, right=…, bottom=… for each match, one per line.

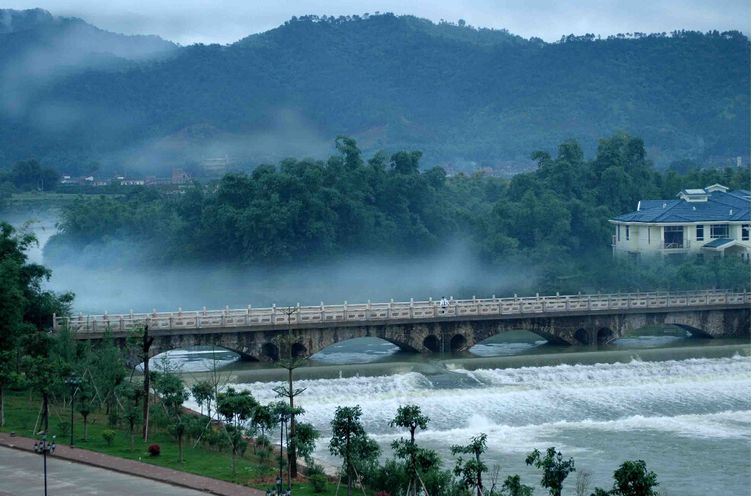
left=502, top=475, right=534, bottom=496
left=190, top=380, right=214, bottom=417
left=576, top=469, right=593, bottom=496
left=216, top=387, right=258, bottom=476
left=451, top=433, right=488, bottom=496
left=117, top=381, right=141, bottom=450
left=271, top=308, right=308, bottom=478
left=591, top=460, right=659, bottom=496
left=329, top=405, right=379, bottom=496
left=525, top=447, right=575, bottom=496
left=76, top=380, right=96, bottom=441
left=153, top=372, right=189, bottom=463
left=390, top=404, right=430, bottom=496
left=0, top=223, right=72, bottom=425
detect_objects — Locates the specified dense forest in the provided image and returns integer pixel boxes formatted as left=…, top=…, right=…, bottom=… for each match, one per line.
left=46, top=133, right=751, bottom=293
left=0, top=10, right=749, bottom=173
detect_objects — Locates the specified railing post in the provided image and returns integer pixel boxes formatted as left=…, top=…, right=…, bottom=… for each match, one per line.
left=272, top=304, right=276, bottom=324
left=343, top=301, right=348, bottom=321
left=52, top=313, right=57, bottom=332
left=320, top=301, right=325, bottom=321
left=410, top=298, right=414, bottom=319
left=389, top=298, right=393, bottom=319
left=246, top=305, right=251, bottom=326
left=587, top=295, right=591, bottom=311
left=297, top=302, right=301, bottom=323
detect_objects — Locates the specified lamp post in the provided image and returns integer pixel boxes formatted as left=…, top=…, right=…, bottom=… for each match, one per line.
left=64, top=374, right=80, bottom=447
left=33, top=433, right=56, bottom=496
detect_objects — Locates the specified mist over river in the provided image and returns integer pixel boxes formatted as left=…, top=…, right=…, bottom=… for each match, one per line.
left=6, top=207, right=752, bottom=495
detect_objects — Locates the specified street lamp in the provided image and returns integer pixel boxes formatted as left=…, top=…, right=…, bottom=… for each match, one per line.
left=64, top=373, right=80, bottom=447
left=33, top=434, right=56, bottom=496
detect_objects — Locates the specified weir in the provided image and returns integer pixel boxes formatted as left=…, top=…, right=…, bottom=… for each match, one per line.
left=53, top=289, right=751, bottom=361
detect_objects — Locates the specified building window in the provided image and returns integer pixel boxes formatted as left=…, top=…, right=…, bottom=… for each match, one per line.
left=696, top=225, right=704, bottom=241
left=711, top=224, right=729, bottom=239
left=663, top=226, right=684, bottom=249
left=743, top=224, right=750, bottom=241
left=625, top=226, right=630, bottom=241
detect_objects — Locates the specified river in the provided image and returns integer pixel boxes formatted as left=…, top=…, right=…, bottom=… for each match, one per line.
left=168, top=336, right=751, bottom=496
left=6, top=207, right=752, bottom=495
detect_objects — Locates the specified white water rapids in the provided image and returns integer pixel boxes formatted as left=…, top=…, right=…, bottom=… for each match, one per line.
left=216, top=355, right=750, bottom=495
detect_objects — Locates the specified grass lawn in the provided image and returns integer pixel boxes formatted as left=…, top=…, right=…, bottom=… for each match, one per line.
left=1, top=390, right=339, bottom=496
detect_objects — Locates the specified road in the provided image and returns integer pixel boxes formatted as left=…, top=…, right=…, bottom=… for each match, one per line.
left=0, top=446, right=209, bottom=496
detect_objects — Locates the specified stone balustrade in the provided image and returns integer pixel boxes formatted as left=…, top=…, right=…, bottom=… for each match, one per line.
left=53, top=289, right=750, bottom=335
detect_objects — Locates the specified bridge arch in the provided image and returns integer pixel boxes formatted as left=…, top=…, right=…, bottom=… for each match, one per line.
left=291, top=342, right=308, bottom=357
left=597, top=327, right=614, bottom=344
left=669, top=324, right=713, bottom=339
left=574, top=328, right=590, bottom=345
left=261, top=342, right=279, bottom=361
left=423, top=335, right=441, bottom=353
left=450, top=334, right=467, bottom=352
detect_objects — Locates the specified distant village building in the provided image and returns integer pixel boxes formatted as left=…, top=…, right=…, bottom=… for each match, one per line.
left=610, top=184, right=750, bottom=260
left=120, top=179, right=145, bottom=186
left=171, top=168, right=191, bottom=184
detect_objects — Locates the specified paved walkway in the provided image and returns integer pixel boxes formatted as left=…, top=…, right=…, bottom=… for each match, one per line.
left=0, top=433, right=264, bottom=496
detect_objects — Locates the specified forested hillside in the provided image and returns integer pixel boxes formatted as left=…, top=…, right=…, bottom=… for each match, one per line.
left=47, top=134, right=751, bottom=293
left=0, top=11, right=749, bottom=173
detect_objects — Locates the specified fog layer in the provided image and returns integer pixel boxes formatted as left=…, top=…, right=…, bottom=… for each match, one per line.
left=10, top=209, right=536, bottom=314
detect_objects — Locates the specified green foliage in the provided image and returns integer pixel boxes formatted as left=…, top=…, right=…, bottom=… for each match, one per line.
left=451, top=433, right=488, bottom=495
left=329, top=405, right=380, bottom=491
left=190, top=380, right=215, bottom=417
left=306, top=464, right=328, bottom=493
left=525, top=447, right=576, bottom=496
left=591, top=460, right=659, bottom=496
left=0, top=15, right=749, bottom=171
left=101, top=429, right=116, bottom=446
left=501, top=475, right=534, bottom=496
left=45, top=134, right=752, bottom=293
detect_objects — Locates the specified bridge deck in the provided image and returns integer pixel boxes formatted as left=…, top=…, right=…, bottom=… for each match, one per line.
left=54, top=289, right=750, bottom=335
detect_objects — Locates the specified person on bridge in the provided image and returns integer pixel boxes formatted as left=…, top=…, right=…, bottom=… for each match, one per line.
left=440, top=296, right=449, bottom=314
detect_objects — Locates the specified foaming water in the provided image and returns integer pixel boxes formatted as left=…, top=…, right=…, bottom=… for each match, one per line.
left=223, top=355, right=750, bottom=495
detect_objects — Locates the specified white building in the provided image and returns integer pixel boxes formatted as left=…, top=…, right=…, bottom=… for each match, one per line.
left=610, top=184, right=750, bottom=259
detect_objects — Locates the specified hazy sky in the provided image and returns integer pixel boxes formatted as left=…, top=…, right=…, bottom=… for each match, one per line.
left=4, top=0, right=751, bottom=45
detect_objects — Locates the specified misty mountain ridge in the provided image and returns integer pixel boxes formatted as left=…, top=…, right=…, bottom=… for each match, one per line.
left=0, top=9, right=749, bottom=175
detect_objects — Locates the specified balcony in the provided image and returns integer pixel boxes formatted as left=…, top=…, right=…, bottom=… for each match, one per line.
left=663, top=240, right=690, bottom=250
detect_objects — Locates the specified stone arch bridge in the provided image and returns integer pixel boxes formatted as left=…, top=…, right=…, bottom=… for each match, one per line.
left=54, top=290, right=750, bottom=361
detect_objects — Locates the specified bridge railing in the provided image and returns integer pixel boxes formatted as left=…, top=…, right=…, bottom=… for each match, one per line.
left=53, top=289, right=750, bottom=334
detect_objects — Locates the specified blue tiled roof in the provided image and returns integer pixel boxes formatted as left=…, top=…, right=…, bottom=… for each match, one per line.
left=612, top=190, right=751, bottom=223
left=703, top=238, right=736, bottom=248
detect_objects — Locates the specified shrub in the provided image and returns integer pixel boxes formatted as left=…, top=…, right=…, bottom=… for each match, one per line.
left=56, top=420, right=70, bottom=436
left=101, top=430, right=116, bottom=446
left=306, top=464, right=328, bottom=493
left=148, top=444, right=161, bottom=457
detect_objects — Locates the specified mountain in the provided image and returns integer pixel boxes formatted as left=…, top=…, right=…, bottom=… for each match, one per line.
left=0, top=11, right=749, bottom=174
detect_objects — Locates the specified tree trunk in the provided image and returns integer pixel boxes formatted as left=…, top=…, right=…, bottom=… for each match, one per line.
left=178, top=433, right=183, bottom=463
left=0, top=384, right=5, bottom=427
left=142, top=326, right=153, bottom=442
left=346, top=431, right=352, bottom=496
left=83, top=416, right=89, bottom=441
